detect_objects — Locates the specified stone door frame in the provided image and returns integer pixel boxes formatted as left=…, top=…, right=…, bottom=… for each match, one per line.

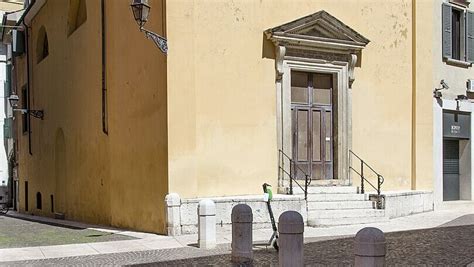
left=276, top=50, right=353, bottom=191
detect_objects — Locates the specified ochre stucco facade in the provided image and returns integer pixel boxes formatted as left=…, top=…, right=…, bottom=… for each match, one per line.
left=14, top=0, right=168, bottom=233
left=10, top=0, right=473, bottom=234
left=167, top=0, right=417, bottom=197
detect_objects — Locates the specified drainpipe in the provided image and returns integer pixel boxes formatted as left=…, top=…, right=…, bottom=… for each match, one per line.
left=101, top=0, right=108, bottom=135
left=25, top=23, right=32, bottom=155
left=18, top=0, right=37, bottom=155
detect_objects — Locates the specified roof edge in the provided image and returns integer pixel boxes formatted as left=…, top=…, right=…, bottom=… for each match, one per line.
left=17, top=0, right=47, bottom=27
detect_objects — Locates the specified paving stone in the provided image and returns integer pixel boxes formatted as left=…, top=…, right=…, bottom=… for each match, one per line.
left=0, top=216, right=135, bottom=249
left=4, top=224, right=474, bottom=266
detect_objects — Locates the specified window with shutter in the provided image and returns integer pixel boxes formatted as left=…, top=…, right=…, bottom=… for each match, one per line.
left=466, top=11, right=474, bottom=62
left=4, top=118, right=13, bottom=139
left=442, top=3, right=472, bottom=67
left=443, top=3, right=453, bottom=59
left=4, top=64, right=11, bottom=97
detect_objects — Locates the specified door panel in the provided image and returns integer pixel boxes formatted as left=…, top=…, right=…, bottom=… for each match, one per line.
left=291, top=71, right=334, bottom=180
left=312, top=110, right=321, bottom=161
left=296, top=110, right=309, bottom=161
left=324, top=110, right=333, bottom=179
left=293, top=107, right=333, bottom=180
left=292, top=108, right=310, bottom=180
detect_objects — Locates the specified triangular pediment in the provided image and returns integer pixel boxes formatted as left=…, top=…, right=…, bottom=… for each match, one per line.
left=266, top=11, right=369, bottom=51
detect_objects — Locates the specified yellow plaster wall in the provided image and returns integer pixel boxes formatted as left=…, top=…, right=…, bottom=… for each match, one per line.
left=413, top=0, right=435, bottom=190
left=167, top=0, right=417, bottom=197
left=106, top=0, right=168, bottom=233
left=15, top=0, right=168, bottom=234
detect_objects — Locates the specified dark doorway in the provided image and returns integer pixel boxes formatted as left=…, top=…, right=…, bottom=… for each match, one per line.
left=443, top=139, right=460, bottom=201
left=291, top=71, right=334, bottom=180
left=50, top=195, right=54, bottom=213
left=24, top=181, right=28, bottom=211
left=36, top=192, right=42, bottom=210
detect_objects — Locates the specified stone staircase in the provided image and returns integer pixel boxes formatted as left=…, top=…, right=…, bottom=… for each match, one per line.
left=296, top=186, right=388, bottom=227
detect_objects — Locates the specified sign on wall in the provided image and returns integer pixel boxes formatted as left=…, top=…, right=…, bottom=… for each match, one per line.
left=443, top=111, right=471, bottom=139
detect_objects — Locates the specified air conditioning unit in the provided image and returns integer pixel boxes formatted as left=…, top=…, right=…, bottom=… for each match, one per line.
left=467, top=79, right=474, bottom=92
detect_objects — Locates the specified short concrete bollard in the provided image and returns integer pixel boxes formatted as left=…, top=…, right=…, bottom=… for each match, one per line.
left=165, top=193, right=181, bottom=236
left=231, top=204, right=253, bottom=264
left=198, top=199, right=216, bottom=249
left=278, top=211, right=304, bottom=267
left=354, top=227, right=386, bottom=267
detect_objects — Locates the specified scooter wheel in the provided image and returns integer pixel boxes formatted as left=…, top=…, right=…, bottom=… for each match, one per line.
left=272, top=238, right=279, bottom=251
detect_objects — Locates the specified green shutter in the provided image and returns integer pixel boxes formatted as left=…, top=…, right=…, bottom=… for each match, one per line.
left=466, top=11, right=474, bottom=63
left=442, top=3, right=453, bottom=59
left=3, top=118, right=13, bottom=139
left=5, top=64, right=12, bottom=97
left=12, top=30, right=25, bottom=56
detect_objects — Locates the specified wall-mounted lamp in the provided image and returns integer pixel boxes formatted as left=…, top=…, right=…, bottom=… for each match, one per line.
left=130, top=0, right=168, bottom=54
left=433, top=79, right=449, bottom=98
left=8, top=94, right=44, bottom=120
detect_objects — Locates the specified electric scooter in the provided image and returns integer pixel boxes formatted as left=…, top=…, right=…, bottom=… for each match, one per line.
left=253, top=183, right=279, bottom=250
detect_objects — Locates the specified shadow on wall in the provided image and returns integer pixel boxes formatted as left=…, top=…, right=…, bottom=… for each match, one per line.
left=262, top=33, right=275, bottom=60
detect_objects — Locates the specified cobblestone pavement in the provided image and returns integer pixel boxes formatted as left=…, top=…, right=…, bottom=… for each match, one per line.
left=0, top=215, right=135, bottom=248
left=4, top=224, right=474, bottom=266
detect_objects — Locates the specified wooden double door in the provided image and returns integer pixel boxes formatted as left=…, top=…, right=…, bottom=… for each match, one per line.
left=291, top=71, right=334, bottom=180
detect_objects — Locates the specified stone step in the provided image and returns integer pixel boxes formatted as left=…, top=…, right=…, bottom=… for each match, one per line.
left=307, top=193, right=367, bottom=202
left=308, top=215, right=389, bottom=227
left=308, top=209, right=385, bottom=219
left=307, top=200, right=374, bottom=210
left=293, top=186, right=358, bottom=194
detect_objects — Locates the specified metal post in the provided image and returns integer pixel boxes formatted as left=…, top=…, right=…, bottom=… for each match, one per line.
left=304, top=174, right=309, bottom=200
left=231, top=204, right=253, bottom=264
left=278, top=211, right=304, bottom=267
left=360, top=161, right=365, bottom=194
left=278, top=150, right=282, bottom=187
left=289, top=162, right=293, bottom=195
left=354, top=227, right=386, bottom=267
left=377, top=175, right=381, bottom=196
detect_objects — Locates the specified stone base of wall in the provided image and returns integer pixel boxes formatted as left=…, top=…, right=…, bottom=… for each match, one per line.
left=166, top=194, right=306, bottom=235
left=382, top=190, right=434, bottom=219
left=165, top=190, right=435, bottom=236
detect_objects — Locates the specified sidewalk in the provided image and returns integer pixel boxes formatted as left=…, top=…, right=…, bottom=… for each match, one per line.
left=0, top=201, right=473, bottom=263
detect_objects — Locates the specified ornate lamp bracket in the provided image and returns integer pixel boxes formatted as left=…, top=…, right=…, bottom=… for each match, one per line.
left=141, top=27, right=168, bottom=55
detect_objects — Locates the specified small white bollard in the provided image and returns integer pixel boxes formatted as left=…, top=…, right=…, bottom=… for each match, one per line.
left=354, top=227, right=386, bottom=267
left=198, top=199, right=216, bottom=249
left=278, top=210, right=304, bottom=267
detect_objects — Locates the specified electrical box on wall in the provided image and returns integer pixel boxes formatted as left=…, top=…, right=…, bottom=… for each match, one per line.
left=467, top=79, right=474, bottom=92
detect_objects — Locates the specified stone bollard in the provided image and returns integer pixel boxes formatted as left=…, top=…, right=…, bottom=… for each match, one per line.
left=354, top=227, right=386, bottom=267
left=231, top=204, right=253, bottom=264
left=278, top=211, right=304, bottom=267
left=198, top=199, right=216, bottom=249
left=165, top=193, right=181, bottom=236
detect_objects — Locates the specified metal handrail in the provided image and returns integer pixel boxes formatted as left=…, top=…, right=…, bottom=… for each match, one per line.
left=278, top=149, right=312, bottom=200
left=349, top=150, right=384, bottom=196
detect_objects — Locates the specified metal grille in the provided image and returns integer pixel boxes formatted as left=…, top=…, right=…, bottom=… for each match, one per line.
left=443, top=140, right=459, bottom=174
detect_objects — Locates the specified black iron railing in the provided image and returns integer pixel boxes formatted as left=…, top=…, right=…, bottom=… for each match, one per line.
left=349, top=150, right=384, bottom=198
left=278, top=149, right=312, bottom=200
